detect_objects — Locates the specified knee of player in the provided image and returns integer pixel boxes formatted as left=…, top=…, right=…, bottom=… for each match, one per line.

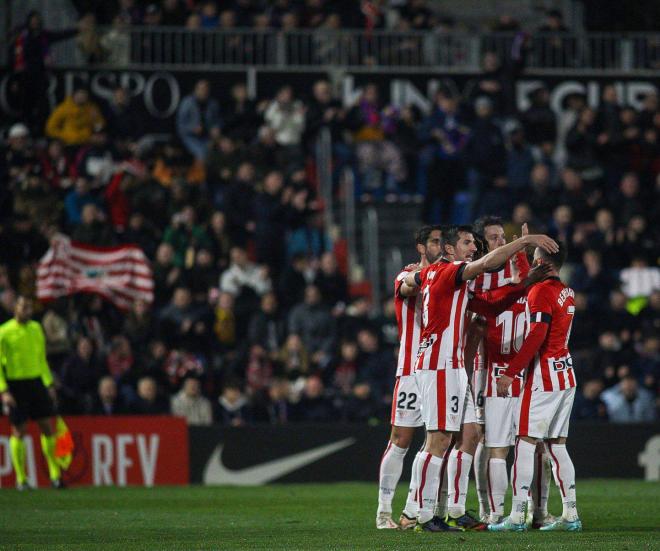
left=390, top=426, right=414, bottom=449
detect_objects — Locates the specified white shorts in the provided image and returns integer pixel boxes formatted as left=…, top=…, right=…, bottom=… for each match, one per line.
left=415, top=368, right=468, bottom=432
left=517, top=386, right=576, bottom=440
left=484, top=396, right=517, bottom=447
left=462, top=384, right=478, bottom=425
left=390, top=375, right=424, bottom=427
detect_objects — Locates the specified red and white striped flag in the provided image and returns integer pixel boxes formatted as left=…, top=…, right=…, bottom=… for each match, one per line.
left=37, top=235, right=154, bottom=310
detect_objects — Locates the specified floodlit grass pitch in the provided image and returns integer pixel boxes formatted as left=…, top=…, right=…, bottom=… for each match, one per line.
left=0, top=480, right=657, bottom=550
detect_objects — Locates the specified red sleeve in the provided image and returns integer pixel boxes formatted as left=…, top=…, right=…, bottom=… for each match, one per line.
left=503, top=323, right=548, bottom=377
left=469, top=283, right=526, bottom=317
left=514, top=251, right=530, bottom=280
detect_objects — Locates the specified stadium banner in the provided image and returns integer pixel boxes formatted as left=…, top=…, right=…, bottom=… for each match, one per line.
left=0, top=416, right=189, bottom=488
left=190, top=423, right=660, bottom=485
left=0, top=68, right=657, bottom=133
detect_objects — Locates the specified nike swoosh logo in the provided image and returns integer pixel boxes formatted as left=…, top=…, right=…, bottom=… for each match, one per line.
left=203, top=437, right=357, bottom=485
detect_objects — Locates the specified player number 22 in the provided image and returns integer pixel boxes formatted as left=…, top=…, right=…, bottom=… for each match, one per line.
left=397, top=392, right=417, bottom=410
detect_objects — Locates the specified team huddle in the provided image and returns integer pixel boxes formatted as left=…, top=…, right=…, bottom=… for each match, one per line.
left=376, top=218, right=582, bottom=533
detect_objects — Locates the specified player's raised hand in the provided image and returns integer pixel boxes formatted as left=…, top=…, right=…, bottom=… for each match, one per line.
left=524, top=234, right=559, bottom=254
left=521, top=222, right=529, bottom=237
left=496, top=375, right=513, bottom=397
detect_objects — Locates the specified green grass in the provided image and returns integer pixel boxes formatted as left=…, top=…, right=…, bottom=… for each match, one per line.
left=0, top=480, right=658, bottom=550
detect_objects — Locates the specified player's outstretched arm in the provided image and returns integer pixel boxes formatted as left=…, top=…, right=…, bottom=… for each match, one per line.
left=461, top=234, right=557, bottom=282
left=469, top=263, right=553, bottom=317
left=496, top=322, right=548, bottom=397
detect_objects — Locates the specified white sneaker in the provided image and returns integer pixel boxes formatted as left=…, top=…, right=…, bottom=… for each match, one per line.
left=376, top=512, right=399, bottom=529
left=480, top=513, right=490, bottom=524
left=489, top=513, right=504, bottom=525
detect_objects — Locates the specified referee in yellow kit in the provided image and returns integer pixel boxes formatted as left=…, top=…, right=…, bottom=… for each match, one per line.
left=0, top=295, right=63, bottom=489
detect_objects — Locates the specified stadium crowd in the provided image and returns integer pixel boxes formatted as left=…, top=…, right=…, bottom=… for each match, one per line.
left=1, top=6, right=659, bottom=428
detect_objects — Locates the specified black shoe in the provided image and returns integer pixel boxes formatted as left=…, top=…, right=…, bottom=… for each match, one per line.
left=51, top=478, right=66, bottom=489
left=446, top=511, right=488, bottom=531
left=415, top=516, right=463, bottom=532
left=16, top=482, right=32, bottom=491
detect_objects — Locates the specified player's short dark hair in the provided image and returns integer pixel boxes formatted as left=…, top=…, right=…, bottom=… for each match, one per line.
left=539, top=241, right=567, bottom=270
left=473, top=215, right=504, bottom=238
left=415, top=224, right=443, bottom=245
left=441, top=225, right=473, bottom=250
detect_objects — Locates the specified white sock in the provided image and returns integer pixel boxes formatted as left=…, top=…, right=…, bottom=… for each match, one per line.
left=547, top=443, right=578, bottom=522
left=377, top=442, right=408, bottom=515
left=531, top=446, right=551, bottom=520
left=487, top=458, right=507, bottom=523
left=403, top=450, right=424, bottom=518
left=434, top=444, right=452, bottom=518
left=416, top=452, right=443, bottom=524
left=510, top=439, right=536, bottom=525
left=474, top=442, right=489, bottom=519
left=447, top=449, right=473, bottom=518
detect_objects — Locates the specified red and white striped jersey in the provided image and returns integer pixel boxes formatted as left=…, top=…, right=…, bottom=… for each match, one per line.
left=468, top=263, right=512, bottom=293
left=394, top=267, right=422, bottom=377
left=525, top=278, right=576, bottom=392
left=483, top=296, right=527, bottom=397
left=470, top=262, right=526, bottom=398
left=415, top=260, right=469, bottom=371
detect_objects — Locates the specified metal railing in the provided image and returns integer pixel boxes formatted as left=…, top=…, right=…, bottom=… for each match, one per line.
left=42, top=27, right=660, bottom=74
left=362, top=208, right=381, bottom=312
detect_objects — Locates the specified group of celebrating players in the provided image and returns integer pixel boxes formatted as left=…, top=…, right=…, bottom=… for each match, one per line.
left=376, top=217, right=582, bottom=533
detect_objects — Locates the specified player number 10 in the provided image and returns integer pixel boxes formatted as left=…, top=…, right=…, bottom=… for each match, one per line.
left=495, top=310, right=526, bottom=355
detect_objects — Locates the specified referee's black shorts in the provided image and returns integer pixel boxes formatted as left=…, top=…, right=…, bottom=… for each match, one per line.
left=5, top=378, right=55, bottom=426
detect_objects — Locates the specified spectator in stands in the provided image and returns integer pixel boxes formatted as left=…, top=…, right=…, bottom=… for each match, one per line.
left=122, top=299, right=154, bottom=351
left=103, top=86, right=143, bottom=150
left=176, top=79, right=222, bottom=160
left=215, top=380, right=251, bottom=426
left=346, top=84, right=406, bottom=198
left=293, top=375, right=336, bottom=422
left=571, top=249, right=616, bottom=308
left=41, top=139, right=73, bottom=192
left=419, top=91, right=469, bottom=223
left=572, top=378, right=608, bottom=420
left=465, top=96, right=506, bottom=219
left=163, top=205, right=212, bottom=268
left=130, top=376, right=170, bottom=414
left=565, top=107, right=602, bottom=180
left=91, top=376, right=127, bottom=415
left=247, top=292, right=286, bottom=355
left=222, top=83, right=262, bottom=145
left=59, top=336, right=99, bottom=414
left=171, top=376, right=213, bottom=425
left=278, top=333, right=310, bottom=379
left=152, top=243, right=182, bottom=308
left=10, top=10, right=79, bottom=132
left=314, top=252, right=348, bottom=309
left=288, top=284, right=335, bottom=367
left=263, top=86, right=306, bottom=169
left=101, top=15, right=131, bottom=66
left=522, top=85, right=557, bottom=146
left=304, top=79, right=345, bottom=152
left=45, top=88, right=105, bottom=147
left=72, top=204, right=115, bottom=245
left=158, top=287, right=198, bottom=345
left=620, top=256, right=660, bottom=300
left=504, top=120, right=535, bottom=206
left=220, top=246, right=272, bottom=298
left=601, top=375, right=656, bottom=423
left=223, top=162, right=257, bottom=244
